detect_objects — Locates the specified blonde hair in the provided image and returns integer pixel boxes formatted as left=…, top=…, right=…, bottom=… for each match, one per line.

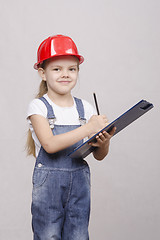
left=26, top=80, right=48, bottom=158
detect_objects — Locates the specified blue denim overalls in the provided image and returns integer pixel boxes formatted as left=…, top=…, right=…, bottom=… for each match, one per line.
left=31, top=97, right=91, bottom=240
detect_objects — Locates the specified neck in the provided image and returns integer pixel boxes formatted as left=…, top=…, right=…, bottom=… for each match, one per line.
left=47, top=92, right=74, bottom=107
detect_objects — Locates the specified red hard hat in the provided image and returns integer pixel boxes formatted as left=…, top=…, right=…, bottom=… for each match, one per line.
left=34, top=34, right=84, bottom=69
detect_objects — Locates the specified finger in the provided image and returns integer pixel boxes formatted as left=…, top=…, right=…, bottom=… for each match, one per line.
left=88, top=140, right=100, bottom=147
left=101, top=115, right=108, bottom=122
left=88, top=134, right=103, bottom=146
left=98, top=132, right=106, bottom=141
left=101, top=130, right=114, bottom=140
left=108, top=127, right=116, bottom=137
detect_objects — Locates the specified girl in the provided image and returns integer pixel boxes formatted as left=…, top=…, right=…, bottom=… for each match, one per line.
left=26, top=34, right=115, bottom=240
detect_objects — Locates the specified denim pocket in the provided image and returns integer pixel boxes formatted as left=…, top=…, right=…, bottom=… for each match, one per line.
left=32, top=167, right=49, bottom=188
left=83, top=167, right=91, bottom=187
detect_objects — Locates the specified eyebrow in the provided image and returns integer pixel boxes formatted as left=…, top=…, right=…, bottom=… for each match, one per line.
left=69, top=65, right=78, bottom=67
left=50, top=64, right=78, bottom=68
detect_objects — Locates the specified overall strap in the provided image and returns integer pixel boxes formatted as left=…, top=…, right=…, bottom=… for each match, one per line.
left=39, top=97, right=56, bottom=128
left=39, top=96, right=86, bottom=127
left=74, top=97, right=86, bottom=125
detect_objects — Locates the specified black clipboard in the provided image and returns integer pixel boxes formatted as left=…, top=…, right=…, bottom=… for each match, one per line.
left=68, top=100, right=153, bottom=159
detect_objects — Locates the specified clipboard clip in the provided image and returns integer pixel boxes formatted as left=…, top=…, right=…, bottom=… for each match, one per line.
left=140, top=102, right=153, bottom=111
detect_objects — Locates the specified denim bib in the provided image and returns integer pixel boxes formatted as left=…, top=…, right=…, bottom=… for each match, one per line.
left=35, top=97, right=87, bottom=170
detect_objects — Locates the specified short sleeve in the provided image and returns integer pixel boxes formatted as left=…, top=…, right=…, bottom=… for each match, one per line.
left=27, top=98, right=48, bottom=120
left=82, top=99, right=97, bottom=121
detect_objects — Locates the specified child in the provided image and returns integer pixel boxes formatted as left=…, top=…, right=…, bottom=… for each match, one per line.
left=26, top=34, right=115, bottom=240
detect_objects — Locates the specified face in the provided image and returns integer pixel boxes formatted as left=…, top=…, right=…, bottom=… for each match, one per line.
left=39, top=56, right=79, bottom=97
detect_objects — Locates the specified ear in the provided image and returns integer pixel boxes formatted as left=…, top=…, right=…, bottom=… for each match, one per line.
left=38, top=68, right=46, bottom=81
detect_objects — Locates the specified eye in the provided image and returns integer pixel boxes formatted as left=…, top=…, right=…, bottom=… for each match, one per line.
left=69, top=68, right=77, bottom=72
left=52, top=68, right=60, bottom=71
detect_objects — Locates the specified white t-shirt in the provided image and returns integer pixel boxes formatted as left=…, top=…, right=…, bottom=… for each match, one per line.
left=27, top=94, right=96, bottom=157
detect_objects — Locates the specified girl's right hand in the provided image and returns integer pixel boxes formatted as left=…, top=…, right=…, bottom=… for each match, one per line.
left=87, top=115, right=109, bottom=135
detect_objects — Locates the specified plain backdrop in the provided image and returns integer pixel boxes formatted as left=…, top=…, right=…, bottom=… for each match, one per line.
left=0, top=0, right=160, bottom=239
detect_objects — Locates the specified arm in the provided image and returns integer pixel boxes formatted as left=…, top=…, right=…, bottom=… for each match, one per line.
left=89, top=127, right=116, bottom=161
left=29, top=114, right=108, bottom=154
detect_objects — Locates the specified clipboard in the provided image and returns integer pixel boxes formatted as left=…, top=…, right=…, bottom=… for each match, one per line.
left=68, top=100, right=153, bottom=159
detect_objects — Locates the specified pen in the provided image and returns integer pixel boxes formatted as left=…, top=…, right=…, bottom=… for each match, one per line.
left=93, top=92, right=100, bottom=115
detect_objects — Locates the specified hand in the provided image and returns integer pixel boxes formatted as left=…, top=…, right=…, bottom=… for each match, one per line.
left=87, top=115, right=108, bottom=135
left=89, top=127, right=116, bottom=148
left=89, top=127, right=116, bottom=160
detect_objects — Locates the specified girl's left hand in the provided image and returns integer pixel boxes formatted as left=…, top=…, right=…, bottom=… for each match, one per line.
left=89, top=127, right=116, bottom=148
left=88, top=127, right=116, bottom=160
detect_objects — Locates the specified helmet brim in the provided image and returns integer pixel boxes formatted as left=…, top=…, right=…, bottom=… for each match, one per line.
left=34, top=54, right=84, bottom=70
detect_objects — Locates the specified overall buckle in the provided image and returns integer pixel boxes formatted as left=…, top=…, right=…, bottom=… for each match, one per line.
left=48, top=117, right=56, bottom=129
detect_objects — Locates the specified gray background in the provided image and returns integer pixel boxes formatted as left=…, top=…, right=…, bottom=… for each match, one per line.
left=0, top=0, right=159, bottom=239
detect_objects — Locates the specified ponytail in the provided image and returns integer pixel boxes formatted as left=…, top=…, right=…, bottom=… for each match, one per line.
left=26, top=80, right=48, bottom=157
left=26, top=129, right=36, bottom=157
left=36, top=80, right=48, bottom=98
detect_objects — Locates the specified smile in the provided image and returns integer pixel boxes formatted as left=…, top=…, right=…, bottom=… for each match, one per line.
left=58, top=81, right=71, bottom=84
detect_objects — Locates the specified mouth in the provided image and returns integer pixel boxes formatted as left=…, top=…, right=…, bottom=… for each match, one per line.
left=58, top=81, right=71, bottom=84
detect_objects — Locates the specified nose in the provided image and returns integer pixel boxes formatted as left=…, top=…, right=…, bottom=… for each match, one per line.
left=61, top=69, right=69, bottom=78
